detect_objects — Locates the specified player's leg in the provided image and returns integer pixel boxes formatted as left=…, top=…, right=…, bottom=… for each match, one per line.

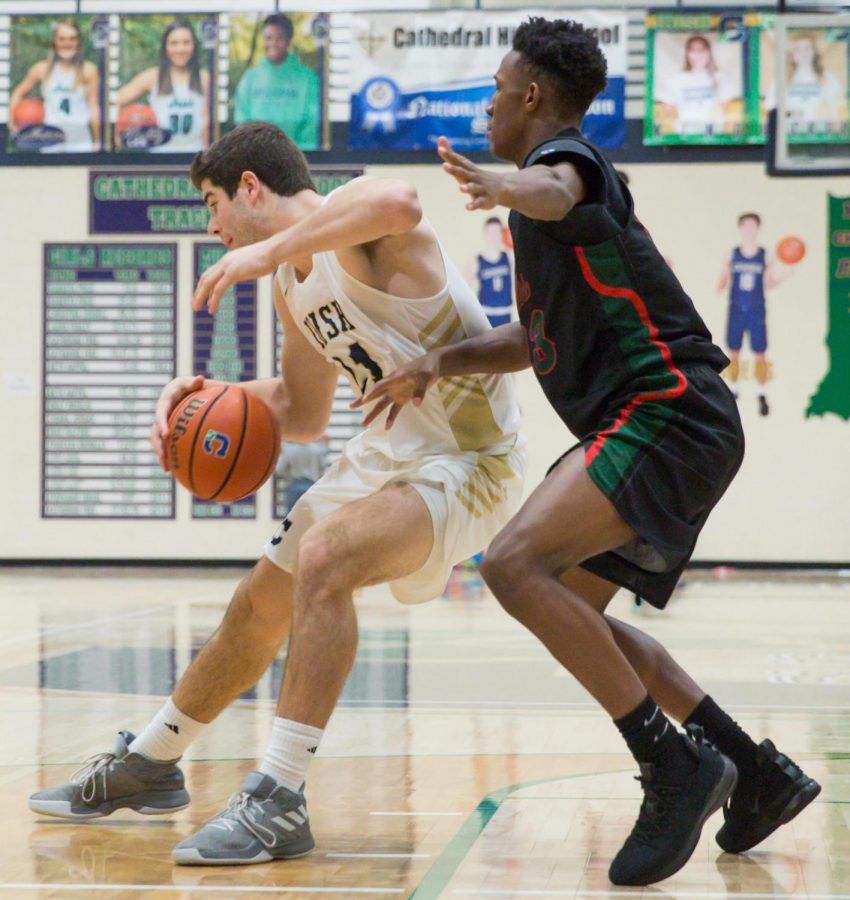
left=559, top=565, right=821, bottom=855
left=29, top=557, right=294, bottom=820
left=725, top=306, right=744, bottom=398
left=172, top=482, right=435, bottom=866
left=750, top=308, right=769, bottom=415
left=277, top=482, right=431, bottom=727
left=480, top=448, right=736, bottom=885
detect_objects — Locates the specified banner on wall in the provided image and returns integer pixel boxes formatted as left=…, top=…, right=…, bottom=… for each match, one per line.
left=192, top=243, right=258, bottom=519
left=4, top=12, right=330, bottom=158
left=89, top=167, right=364, bottom=234
left=7, top=15, right=109, bottom=154
left=348, top=10, right=627, bottom=151
left=226, top=12, right=329, bottom=151
left=645, top=10, right=762, bottom=146
left=807, top=195, right=850, bottom=420
left=116, top=14, right=218, bottom=154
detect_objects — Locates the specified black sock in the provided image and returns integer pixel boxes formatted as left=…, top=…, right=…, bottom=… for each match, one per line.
left=685, top=695, right=758, bottom=779
left=615, top=694, right=696, bottom=777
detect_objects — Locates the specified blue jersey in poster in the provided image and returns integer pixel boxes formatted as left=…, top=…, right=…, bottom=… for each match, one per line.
left=727, top=247, right=767, bottom=353
left=476, top=251, right=512, bottom=327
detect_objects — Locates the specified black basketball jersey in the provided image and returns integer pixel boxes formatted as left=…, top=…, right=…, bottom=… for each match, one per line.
left=510, top=128, right=729, bottom=440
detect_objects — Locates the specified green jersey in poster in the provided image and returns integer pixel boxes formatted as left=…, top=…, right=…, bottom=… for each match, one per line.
left=235, top=54, right=320, bottom=150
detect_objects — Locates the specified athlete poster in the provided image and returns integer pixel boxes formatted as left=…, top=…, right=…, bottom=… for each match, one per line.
left=646, top=11, right=752, bottom=145
left=778, top=26, right=850, bottom=144
left=226, top=12, right=329, bottom=151
left=6, top=15, right=107, bottom=154
left=348, top=9, right=627, bottom=151
left=116, top=15, right=217, bottom=154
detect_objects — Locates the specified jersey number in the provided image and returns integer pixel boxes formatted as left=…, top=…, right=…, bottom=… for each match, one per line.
left=738, top=272, right=755, bottom=292
left=168, top=113, right=194, bottom=136
left=528, top=309, right=557, bottom=376
left=58, top=98, right=71, bottom=115
left=332, top=341, right=384, bottom=395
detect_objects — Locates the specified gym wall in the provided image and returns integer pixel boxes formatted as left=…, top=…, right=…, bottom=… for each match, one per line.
left=1, top=161, right=848, bottom=562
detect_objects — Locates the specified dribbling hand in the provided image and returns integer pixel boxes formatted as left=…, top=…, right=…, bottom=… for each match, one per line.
left=193, top=241, right=276, bottom=315
left=150, top=374, right=205, bottom=470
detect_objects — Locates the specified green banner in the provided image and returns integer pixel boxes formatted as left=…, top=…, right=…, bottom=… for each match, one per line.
left=807, top=194, right=850, bottom=420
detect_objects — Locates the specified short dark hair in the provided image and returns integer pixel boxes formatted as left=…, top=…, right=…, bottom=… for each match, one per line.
left=738, top=212, right=761, bottom=226
left=190, top=122, right=315, bottom=198
left=263, top=13, right=294, bottom=40
left=513, top=18, right=608, bottom=118
left=484, top=216, right=503, bottom=228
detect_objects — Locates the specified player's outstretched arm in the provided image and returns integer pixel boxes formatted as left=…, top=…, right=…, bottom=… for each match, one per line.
left=193, top=176, right=423, bottom=314
left=437, top=137, right=585, bottom=220
left=353, top=322, right=529, bottom=429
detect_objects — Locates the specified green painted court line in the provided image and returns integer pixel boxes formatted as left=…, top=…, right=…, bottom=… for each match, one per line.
left=409, top=769, right=629, bottom=900
left=409, top=765, right=839, bottom=899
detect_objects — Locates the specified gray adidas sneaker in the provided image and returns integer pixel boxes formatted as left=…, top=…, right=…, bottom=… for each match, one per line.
left=172, top=772, right=314, bottom=866
left=29, top=731, right=190, bottom=820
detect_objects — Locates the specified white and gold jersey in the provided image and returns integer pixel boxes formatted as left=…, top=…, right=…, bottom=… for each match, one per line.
left=275, top=238, right=521, bottom=462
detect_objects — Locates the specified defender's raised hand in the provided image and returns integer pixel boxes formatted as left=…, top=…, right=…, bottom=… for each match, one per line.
left=437, top=137, right=506, bottom=211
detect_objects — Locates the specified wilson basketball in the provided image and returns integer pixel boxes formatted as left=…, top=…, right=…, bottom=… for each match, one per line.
left=117, top=103, right=157, bottom=134
left=167, top=385, right=280, bottom=503
left=777, top=236, right=806, bottom=265
left=12, top=97, right=45, bottom=128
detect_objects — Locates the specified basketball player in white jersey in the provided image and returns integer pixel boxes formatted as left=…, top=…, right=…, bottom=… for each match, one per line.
left=9, top=19, right=100, bottom=152
left=116, top=18, right=209, bottom=153
left=29, top=122, right=526, bottom=867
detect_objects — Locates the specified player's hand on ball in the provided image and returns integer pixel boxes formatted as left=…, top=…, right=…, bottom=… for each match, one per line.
left=352, top=355, right=441, bottom=429
left=193, top=241, right=276, bottom=314
left=437, top=136, right=504, bottom=211
left=150, top=374, right=205, bottom=470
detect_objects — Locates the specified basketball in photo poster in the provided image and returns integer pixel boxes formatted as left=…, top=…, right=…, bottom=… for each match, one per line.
left=7, top=15, right=105, bottom=154
left=227, top=12, right=328, bottom=151
left=116, top=15, right=215, bottom=153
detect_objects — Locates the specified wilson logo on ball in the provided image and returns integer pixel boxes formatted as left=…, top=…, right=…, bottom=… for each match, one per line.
left=203, top=430, right=231, bottom=458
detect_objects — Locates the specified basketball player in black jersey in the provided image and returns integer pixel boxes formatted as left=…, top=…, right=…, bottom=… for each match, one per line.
left=355, top=17, right=820, bottom=887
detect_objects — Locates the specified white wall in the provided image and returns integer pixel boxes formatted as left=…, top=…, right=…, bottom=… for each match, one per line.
left=1, top=162, right=849, bottom=561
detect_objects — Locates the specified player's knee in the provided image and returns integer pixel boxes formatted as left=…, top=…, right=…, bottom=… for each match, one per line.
left=480, top=536, right=529, bottom=606
left=296, top=527, right=352, bottom=600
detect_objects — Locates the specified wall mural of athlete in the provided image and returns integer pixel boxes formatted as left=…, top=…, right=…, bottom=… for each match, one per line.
left=467, top=216, right=514, bottom=327
left=717, top=213, right=793, bottom=417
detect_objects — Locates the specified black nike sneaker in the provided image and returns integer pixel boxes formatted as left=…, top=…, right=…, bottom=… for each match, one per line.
left=716, top=739, right=821, bottom=853
left=609, top=727, right=737, bottom=886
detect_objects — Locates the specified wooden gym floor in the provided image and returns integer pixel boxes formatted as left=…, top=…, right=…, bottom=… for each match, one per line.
left=0, top=565, right=847, bottom=899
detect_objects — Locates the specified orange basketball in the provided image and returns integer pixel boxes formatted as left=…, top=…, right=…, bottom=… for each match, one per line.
left=117, top=103, right=157, bottom=133
left=167, top=385, right=280, bottom=503
left=777, top=236, right=806, bottom=265
left=12, top=97, right=45, bottom=127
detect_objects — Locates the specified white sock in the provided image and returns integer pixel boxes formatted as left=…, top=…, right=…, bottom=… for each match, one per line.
left=259, top=717, right=323, bottom=794
left=128, top=698, right=207, bottom=761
